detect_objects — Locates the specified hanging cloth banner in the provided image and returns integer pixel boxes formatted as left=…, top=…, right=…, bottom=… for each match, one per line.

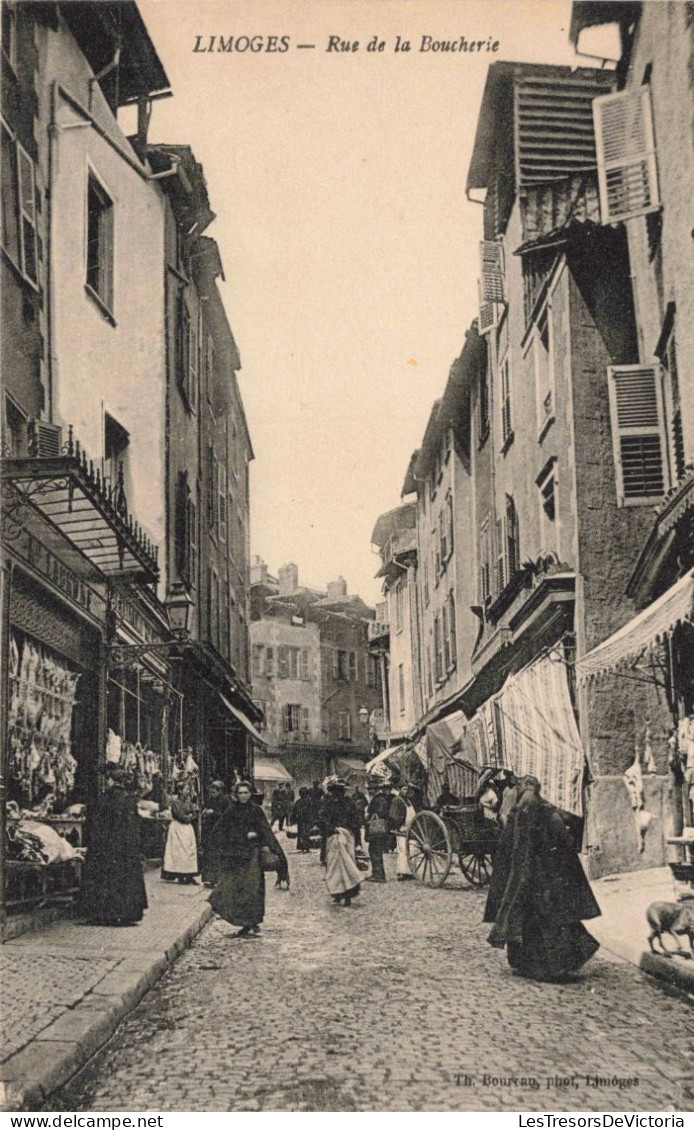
left=494, top=652, right=584, bottom=815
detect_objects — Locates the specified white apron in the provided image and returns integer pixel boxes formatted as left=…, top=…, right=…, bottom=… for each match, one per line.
left=163, top=820, right=198, bottom=875
left=395, top=802, right=416, bottom=875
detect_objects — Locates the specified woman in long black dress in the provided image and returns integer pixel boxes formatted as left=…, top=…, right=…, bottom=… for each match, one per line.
left=82, top=767, right=148, bottom=926
left=208, top=780, right=287, bottom=938
left=484, top=775, right=601, bottom=982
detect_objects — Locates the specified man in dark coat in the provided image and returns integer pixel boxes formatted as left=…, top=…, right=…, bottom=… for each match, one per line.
left=290, top=786, right=314, bottom=852
left=365, top=780, right=391, bottom=882
left=484, top=775, right=601, bottom=982
left=82, top=767, right=148, bottom=925
left=201, top=780, right=231, bottom=885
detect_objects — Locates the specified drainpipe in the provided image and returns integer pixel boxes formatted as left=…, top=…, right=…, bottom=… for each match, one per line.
left=45, top=82, right=60, bottom=423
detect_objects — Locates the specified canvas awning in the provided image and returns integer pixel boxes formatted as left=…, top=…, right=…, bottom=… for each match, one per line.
left=365, top=747, right=398, bottom=774
left=335, top=756, right=368, bottom=781
left=219, top=693, right=267, bottom=746
left=253, top=758, right=292, bottom=782
left=576, top=568, right=694, bottom=687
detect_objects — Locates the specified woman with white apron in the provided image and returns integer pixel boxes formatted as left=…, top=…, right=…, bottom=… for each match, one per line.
left=389, top=785, right=417, bottom=881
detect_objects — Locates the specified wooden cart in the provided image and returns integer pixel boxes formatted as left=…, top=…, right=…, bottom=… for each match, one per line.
left=406, top=801, right=499, bottom=888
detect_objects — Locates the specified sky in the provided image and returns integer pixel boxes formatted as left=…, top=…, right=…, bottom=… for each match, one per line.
left=138, top=0, right=584, bottom=606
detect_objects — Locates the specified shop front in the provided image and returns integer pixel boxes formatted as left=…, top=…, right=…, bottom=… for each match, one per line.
left=1, top=442, right=160, bottom=927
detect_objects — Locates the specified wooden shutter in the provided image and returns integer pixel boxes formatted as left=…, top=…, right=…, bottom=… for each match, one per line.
left=300, top=648, right=309, bottom=680
left=480, top=240, right=505, bottom=303
left=447, top=592, right=457, bottom=669
left=348, top=651, right=357, bottom=681
left=301, top=706, right=309, bottom=735
left=495, top=515, right=506, bottom=593
left=332, top=649, right=339, bottom=679
left=218, top=461, right=227, bottom=543
left=175, top=471, right=189, bottom=581
left=434, top=615, right=442, bottom=682
left=17, top=142, right=38, bottom=286
left=189, top=314, right=199, bottom=412
left=607, top=365, right=668, bottom=503
left=265, top=646, right=274, bottom=677
left=188, top=498, right=197, bottom=585
left=478, top=280, right=499, bottom=337
left=278, top=646, right=288, bottom=679
left=505, top=495, right=518, bottom=578
left=593, top=87, right=660, bottom=224
left=282, top=703, right=290, bottom=733
left=442, top=603, right=450, bottom=671
left=501, top=356, right=512, bottom=443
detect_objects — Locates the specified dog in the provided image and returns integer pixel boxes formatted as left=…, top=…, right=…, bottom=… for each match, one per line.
left=646, top=901, right=694, bottom=958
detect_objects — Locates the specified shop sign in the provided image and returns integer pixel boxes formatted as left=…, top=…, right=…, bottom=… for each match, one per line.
left=12, top=528, right=106, bottom=622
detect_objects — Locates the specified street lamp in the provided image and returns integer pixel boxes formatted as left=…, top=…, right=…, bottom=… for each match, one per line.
left=358, top=705, right=369, bottom=726
left=165, top=582, right=194, bottom=640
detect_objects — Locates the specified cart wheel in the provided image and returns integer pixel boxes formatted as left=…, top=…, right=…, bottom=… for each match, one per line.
left=406, top=811, right=452, bottom=888
left=459, top=849, right=492, bottom=888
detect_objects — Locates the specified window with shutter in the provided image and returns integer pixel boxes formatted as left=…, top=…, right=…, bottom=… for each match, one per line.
left=495, top=515, right=506, bottom=594
left=593, top=86, right=660, bottom=224
left=422, top=557, right=430, bottom=608
left=282, top=703, right=291, bottom=733
left=188, top=498, right=197, bottom=587
left=86, top=173, right=113, bottom=311
left=252, top=644, right=264, bottom=677
left=398, top=664, right=405, bottom=714
left=439, top=509, right=448, bottom=567
left=207, top=448, right=217, bottom=530
left=480, top=240, right=505, bottom=303
left=301, top=706, right=310, bottom=735
left=442, top=603, right=450, bottom=671
left=479, top=519, right=491, bottom=603
left=608, top=365, right=669, bottom=504
left=446, top=492, right=454, bottom=559
left=500, top=353, right=513, bottom=446
left=433, top=614, right=443, bottom=683
left=505, top=495, right=519, bottom=581
left=478, top=358, right=490, bottom=443
left=175, top=471, right=190, bottom=582
left=447, top=592, right=457, bottom=671
left=426, top=644, right=433, bottom=699
left=177, top=292, right=190, bottom=401
left=278, top=646, right=289, bottom=679
left=265, top=646, right=274, bottom=677
left=478, top=278, right=500, bottom=337
left=534, top=310, right=554, bottom=434
left=188, top=314, right=199, bottom=412
left=300, top=648, right=309, bottom=680
left=332, top=649, right=340, bottom=680
left=348, top=651, right=357, bottom=681
left=218, top=461, right=227, bottom=545
left=433, top=531, right=441, bottom=581
left=1, top=122, right=20, bottom=270
left=659, top=320, right=685, bottom=484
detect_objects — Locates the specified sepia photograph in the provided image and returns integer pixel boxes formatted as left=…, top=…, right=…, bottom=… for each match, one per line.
left=0, top=0, right=693, bottom=1116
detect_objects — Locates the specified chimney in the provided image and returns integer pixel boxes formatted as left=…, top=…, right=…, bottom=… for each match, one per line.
left=326, top=575, right=347, bottom=600
left=278, top=562, right=299, bottom=597
left=250, top=555, right=268, bottom=587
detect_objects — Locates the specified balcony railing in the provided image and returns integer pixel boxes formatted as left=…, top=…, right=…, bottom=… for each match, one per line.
left=1, top=424, right=159, bottom=582
left=368, top=618, right=390, bottom=642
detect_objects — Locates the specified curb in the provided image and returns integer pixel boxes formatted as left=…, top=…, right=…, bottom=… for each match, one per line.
left=597, top=934, right=694, bottom=996
left=0, top=903, right=213, bottom=1111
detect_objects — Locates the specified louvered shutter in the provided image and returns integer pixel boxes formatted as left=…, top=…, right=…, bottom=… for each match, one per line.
left=17, top=142, right=38, bottom=286
left=607, top=365, right=668, bottom=503
left=478, top=280, right=499, bottom=336
left=447, top=593, right=457, bottom=668
left=28, top=420, right=61, bottom=457
left=278, top=646, right=288, bottom=679
left=300, top=648, right=309, bottom=680
left=495, top=515, right=507, bottom=594
left=480, top=241, right=505, bottom=303
left=593, top=87, right=660, bottom=224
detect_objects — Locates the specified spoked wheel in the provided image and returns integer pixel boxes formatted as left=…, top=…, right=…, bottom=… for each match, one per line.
left=459, top=847, right=493, bottom=887
left=406, top=811, right=452, bottom=887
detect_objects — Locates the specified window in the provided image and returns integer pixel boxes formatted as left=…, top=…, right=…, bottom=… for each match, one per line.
left=1, top=121, right=39, bottom=290
left=208, top=568, right=219, bottom=647
left=446, top=491, right=454, bottom=560
left=495, top=494, right=519, bottom=593
left=433, top=614, right=444, bottom=684
left=3, top=396, right=27, bottom=457
left=422, top=557, right=430, bottom=608
left=433, top=529, right=441, bottom=581
left=86, top=174, right=113, bottom=313
left=338, top=712, right=352, bottom=741
left=188, top=314, right=199, bottom=413
left=479, top=519, right=492, bottom=604
left=478, top=240, right=504, bottom=337
left=333, top=649, right=356, bottom=680
left=207, top=447, right=217, bottom=530
left=1, top=5, right=17, bottom=70
left=218, top=461, right=227, bottom=545
left=252, top=644, right=264, bottom=678
left=366, top=655, right=377, bottom=687
left=537, top=459, right=558, bottom=553
left=478, top=358, right=490, bottom=444
left=221, top=583, right=230, bottom=659
left=104, top=414, right=129, bottom=514
left=205, top=335, right=215, bottom=406
left=1, top=121, right=20, bottom=268
left=534, top=309, right=554, bottom=435
left=500, top=353, right=513, bottom=447
left=300, top=648, right=310, bottom=681
left=175, top=470, right=196, bottom=586
left=607, top=365, right=669, bottom=504
left=593, top=85, right=660, bottom=224
left=264, top=646, right=274, bottom=677
left=442, top=603, right=451, bottom=672
left=438, top=509, right=448, bottom=568
left=278, top=645, right=303, bottom=680
left=282, top=703, right=308, bottom=735
left=395, top=583, right=404, bottom=632
left=398, top=664, right=405, bottom=715
left=446, top=591, right=457, bottom=672
left=426, top=644, right=433, bottom=699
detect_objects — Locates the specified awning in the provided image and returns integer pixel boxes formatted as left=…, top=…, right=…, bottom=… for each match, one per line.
left=335, top=756, right=368, bottom=781
left=253, top=758, right=292, bottom=783
left=3, top=451, right=158, bottom=582
left=219, top=693, right=267, bottom=746
left=576, top=569, right=694, bottom=687
left=365, top=747, right=398, bottom=774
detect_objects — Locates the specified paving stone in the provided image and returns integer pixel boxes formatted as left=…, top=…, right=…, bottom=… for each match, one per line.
left=41, top=842, right=694, bottom=1112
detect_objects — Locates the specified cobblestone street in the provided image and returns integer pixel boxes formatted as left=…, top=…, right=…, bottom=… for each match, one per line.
left=54, top=842, right=693, bottom=1113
